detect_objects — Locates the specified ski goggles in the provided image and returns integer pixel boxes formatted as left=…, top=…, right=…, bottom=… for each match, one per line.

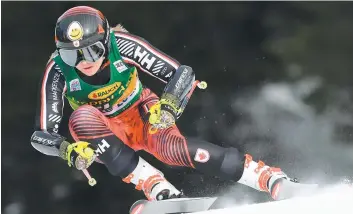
left=58, top=41, right=106, bottom=67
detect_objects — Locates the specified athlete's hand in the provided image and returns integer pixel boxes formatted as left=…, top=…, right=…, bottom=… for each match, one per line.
left=59, top=141, right=97, bottom=170
left=149, top=94, right=180, bottom=130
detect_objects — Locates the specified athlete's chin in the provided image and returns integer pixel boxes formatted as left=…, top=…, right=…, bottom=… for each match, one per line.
left=80, top=67, right=99, bottom=76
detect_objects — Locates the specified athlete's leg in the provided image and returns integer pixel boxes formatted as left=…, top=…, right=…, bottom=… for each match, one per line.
left=69, top=104, right=139, bottom=176
left=138, top=90, right=291, bottom=200
left=146, top=127, right=245, bottom=180
left=69, top=104, right=180, bottom=200
left=146, top=126, right=291, bottom=199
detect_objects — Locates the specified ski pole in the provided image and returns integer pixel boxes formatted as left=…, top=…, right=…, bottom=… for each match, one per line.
left=82, top=169, right=97, bottom=186
left=188, top=80, right=207, bottom=97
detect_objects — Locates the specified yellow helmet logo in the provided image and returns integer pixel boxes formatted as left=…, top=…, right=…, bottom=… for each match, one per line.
left=67, top=21, right=84, bottom=41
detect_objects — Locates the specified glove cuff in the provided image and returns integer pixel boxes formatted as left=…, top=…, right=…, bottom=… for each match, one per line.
left=160, top=93, right=180, bottom=118
left=161, top=93, right=180, bottom=107
left=160, top=103, right=178, bottom=119
left=59, top=141, right=70, bottom=160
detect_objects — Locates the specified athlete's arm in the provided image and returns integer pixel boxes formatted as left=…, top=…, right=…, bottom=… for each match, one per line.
left=113, top=26, right=181, bottom=83
left=30, top=58, right=67, bottom=156
left=113, top=25, right=195, bottom=104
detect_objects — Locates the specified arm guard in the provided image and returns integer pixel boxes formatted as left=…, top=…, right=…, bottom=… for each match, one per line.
left=161, top=65, right=195, bottom=119
left=30, top=131, right=66, bottom=156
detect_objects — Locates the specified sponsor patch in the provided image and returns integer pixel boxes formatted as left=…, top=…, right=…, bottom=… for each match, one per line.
left=88, top=82, right=121, bottom=100
left=69, top=78, right=81, bottom=92
left=113, top=60, right=128, bottom=73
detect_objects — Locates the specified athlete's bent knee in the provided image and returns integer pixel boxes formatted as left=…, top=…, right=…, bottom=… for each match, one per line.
left=68, top=105, right=138, bottom=177
left=97, top=135, right=139, bottom=177
left=69, top=105, right=111, bottom=141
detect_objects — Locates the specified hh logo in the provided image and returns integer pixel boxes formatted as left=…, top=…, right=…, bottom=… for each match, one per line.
left=88, top=82, right=121, bottom=100
left=134, top=46, right=156, bottom=70
left=95, top=139, right=110, bottom=157
left=194, top=148, right=210, bottom=163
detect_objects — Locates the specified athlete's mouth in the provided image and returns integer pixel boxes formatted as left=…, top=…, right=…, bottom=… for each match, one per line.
left=83, top=66, right=94, bottom=70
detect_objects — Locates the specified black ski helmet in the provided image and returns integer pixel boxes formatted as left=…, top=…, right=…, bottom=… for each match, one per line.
left=55, top=6, right=111, bottom=66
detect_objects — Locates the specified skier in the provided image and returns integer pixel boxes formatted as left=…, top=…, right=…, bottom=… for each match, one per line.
left=31, top=6, right=300, bottom=202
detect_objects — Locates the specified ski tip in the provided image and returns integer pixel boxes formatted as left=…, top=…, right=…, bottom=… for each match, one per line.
left=130, top=204, right=145, bottom=214
left=130, top=200, right=148, bottom=214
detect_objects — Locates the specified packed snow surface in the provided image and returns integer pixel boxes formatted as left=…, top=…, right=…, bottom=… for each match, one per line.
left=194, top=184, right=353, bottom=214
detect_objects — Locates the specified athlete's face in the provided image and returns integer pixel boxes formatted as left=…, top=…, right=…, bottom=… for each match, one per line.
left=76, top=57, right=104, bottom=76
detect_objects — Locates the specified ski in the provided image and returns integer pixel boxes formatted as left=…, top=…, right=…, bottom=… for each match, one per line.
left=129, top=197, right=221, bottom=214
left=129, top=181, right=322, bottom=214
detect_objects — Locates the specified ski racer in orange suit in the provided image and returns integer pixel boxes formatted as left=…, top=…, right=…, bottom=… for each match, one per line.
left=31, top=6, right=300, bottom=202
